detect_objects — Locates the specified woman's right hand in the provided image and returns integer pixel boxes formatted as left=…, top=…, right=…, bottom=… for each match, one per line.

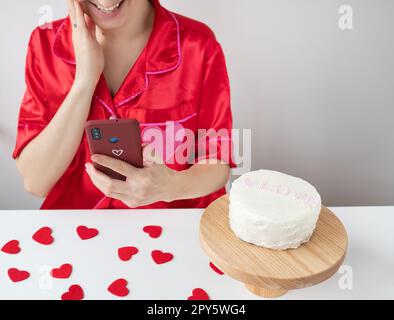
left=67, top=0, right=104, bottom=89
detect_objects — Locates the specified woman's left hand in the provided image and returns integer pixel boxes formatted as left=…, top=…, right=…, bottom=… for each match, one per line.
left=85, top=151, right=180, bottom=208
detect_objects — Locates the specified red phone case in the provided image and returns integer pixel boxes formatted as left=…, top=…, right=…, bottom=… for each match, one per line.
left=85, top=119, right=143, bottom=181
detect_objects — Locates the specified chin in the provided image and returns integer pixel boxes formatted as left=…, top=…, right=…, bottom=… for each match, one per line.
left=82, top=0, right=130, bottom=30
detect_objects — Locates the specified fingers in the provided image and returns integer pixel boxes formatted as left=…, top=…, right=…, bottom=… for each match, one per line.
left=66, top=0, right=76, bottom=23
left=84, top=13, right=96, bottom=35
left=85, top=163, right=145, bottom=208
left=91, top=155, right=140, bottom=177
left=142, top=144, right=164, bottom=166
left=68, top=1, right=94, bottom=35
left=85, top=163, right=128, bottom=196
left=74, top=1, right=88, bottom=33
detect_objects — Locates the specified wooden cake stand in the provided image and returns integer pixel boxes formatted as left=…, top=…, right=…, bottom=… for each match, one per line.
left=199, top=195, right=348, bottom=298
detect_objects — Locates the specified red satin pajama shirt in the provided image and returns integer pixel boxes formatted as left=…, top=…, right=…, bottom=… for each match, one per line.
left=13, top=0, right=235, bottom=209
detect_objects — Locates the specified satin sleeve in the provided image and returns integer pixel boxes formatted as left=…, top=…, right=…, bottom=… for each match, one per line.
left=195, top=41, right=236, bottom=168
left=12, top=29, right=50, bottom=159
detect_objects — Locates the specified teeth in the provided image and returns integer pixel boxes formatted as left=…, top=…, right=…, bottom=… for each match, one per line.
left=96, top=1, right=122, bottom=13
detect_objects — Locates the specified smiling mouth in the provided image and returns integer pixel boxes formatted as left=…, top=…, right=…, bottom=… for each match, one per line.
left=88, top=0, right=125, bottom=14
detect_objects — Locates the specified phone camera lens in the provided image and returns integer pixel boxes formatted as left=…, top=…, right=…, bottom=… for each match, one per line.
left=92, top=128, right=102, bottom=140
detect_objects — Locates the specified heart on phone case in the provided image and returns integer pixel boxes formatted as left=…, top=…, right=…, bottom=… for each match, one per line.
left=112, top=149, right=124, bottom=157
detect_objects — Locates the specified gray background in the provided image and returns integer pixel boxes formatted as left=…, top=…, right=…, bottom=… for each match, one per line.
left=0, top=0, right=393, bottom=209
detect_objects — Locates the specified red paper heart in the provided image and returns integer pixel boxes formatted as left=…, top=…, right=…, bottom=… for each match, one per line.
left=143, top=225, right=163, bottom=239
left=188, top=288, right=210, bottom=300
left=76, top=225, right=99, bottom=240
left=151, top=250, right=174, bottom=265
left=107, top=279, right=129, bottom=297
left=1, top=240, right=21, bottom=254
left=209, top=262, right=224, bottom=275
left=32, top=227, right=54, bottom=245
left=61, top=285, right=84, bottom=300
left=51, top=263, right=73, bottom=279
left=8, top=268, right=30, bottom=282
left=118, top=247, right=139, bottom=262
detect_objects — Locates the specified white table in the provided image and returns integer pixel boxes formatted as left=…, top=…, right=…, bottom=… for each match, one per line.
left=0, top=207, right=393, bottom=300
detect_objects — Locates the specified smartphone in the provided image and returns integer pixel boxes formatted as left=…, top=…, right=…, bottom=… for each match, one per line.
left=85, top=119, right=143, bottom=181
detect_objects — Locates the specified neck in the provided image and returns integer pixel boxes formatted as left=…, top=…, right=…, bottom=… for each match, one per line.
left=96, top=0, right=155, bottom=44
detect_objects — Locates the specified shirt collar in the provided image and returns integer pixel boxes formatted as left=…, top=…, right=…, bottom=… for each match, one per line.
left=52, top=0, right=181, bottom=74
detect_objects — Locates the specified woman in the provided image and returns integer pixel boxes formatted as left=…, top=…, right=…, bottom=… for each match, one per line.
left=13, top=0, right=235, bottom=209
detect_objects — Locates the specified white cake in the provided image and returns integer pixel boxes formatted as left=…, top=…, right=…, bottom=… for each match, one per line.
left=229, top=170, right=321, bottom=250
